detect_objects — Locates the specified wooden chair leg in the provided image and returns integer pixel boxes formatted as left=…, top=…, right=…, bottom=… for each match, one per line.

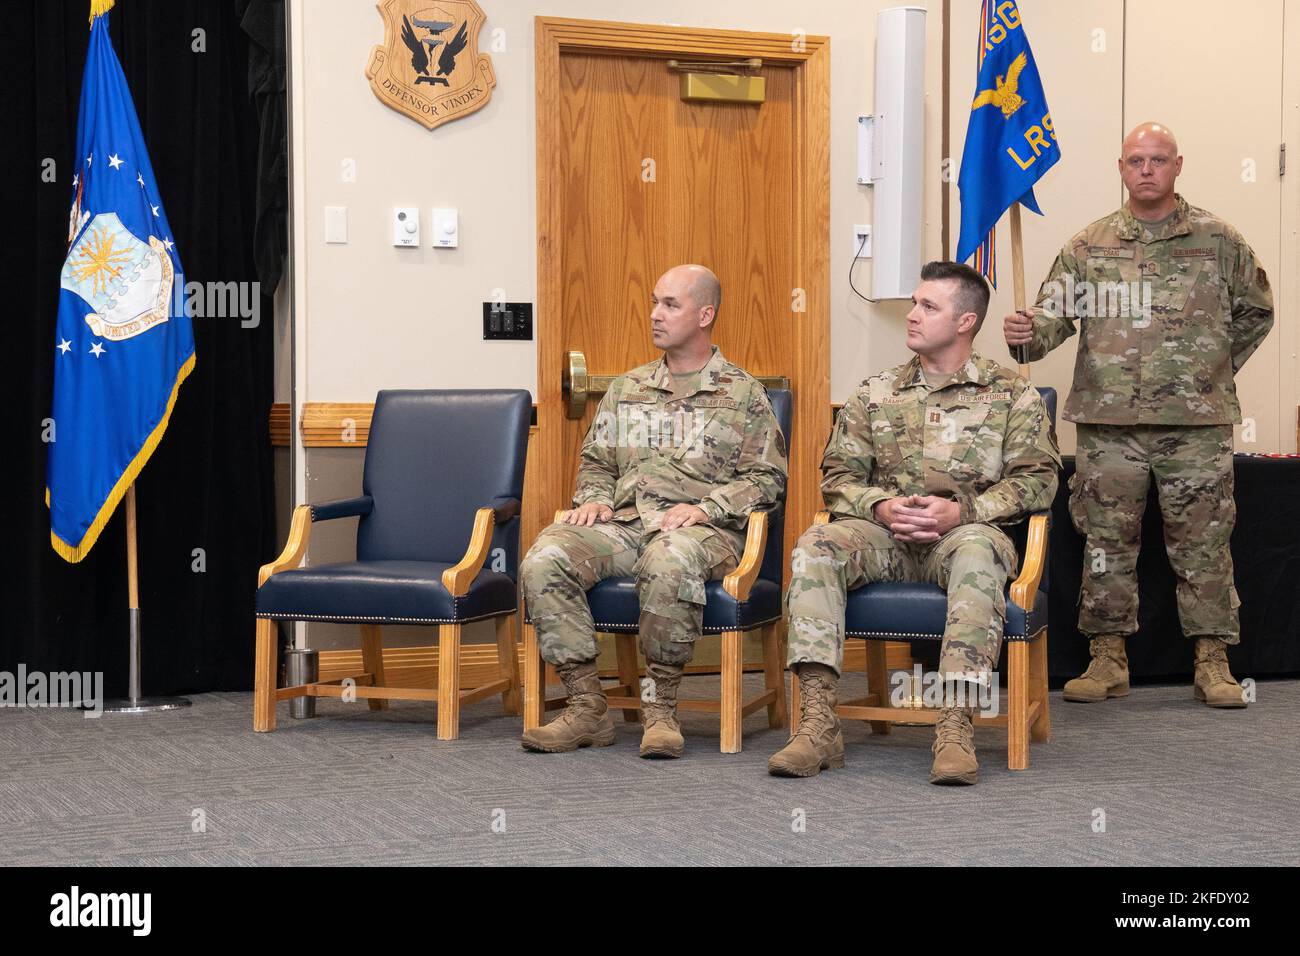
left=762, top=622, right=787, bottom=729
left=720, top=630, right=744, bottom=753
left=615, top=633, right=642, bottom=723
left=1007, top=640, right=1030, bottom=770
left=360, top=624, right=388, bottom=712
left=1029, top=627, right=1052, bottom=743
left=437, top=623, right=462, bottom=740
left=495, top=614, right=522, bottom=716
left=864, top=640, right=892, bottom=736
left=522, top=621, right=544, bottom=731
left=253, top=617, right=277, bottom=732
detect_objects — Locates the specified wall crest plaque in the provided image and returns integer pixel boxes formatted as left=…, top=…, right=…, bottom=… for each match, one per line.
left=365, top=0, right=496, bottom=130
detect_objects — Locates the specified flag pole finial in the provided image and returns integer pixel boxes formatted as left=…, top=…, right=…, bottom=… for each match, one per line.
left=89, top=0, right=115, bottom=28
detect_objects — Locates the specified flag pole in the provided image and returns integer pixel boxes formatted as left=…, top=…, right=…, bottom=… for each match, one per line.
left=99, top=484, right=191, bottom=714
left=1009, top=202, right=1031, bottom=380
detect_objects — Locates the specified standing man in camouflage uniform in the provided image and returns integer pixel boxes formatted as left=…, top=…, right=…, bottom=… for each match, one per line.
left=521, top=264, right=787, bottom=758
left=1005, top=122, right=1273, bottom=709
left=771, top=261, right=1059, bottom=784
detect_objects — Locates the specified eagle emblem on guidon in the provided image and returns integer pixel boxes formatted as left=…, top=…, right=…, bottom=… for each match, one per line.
left=61, top=212, right=174, bottom=342
left=365, top=0, right=496, bottom=131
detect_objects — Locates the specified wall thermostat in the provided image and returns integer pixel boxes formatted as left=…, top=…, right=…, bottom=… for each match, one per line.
left=432, top=207, right=458, bottom=248
left=393, top=206, right=419, bottom=247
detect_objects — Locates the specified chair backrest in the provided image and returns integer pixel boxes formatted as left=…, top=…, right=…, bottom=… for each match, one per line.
left=1036, top=385, right=1057, bottom=426
left=759, top=388, right=793, bottom=588
left=357, top=389, right=532, bottom=573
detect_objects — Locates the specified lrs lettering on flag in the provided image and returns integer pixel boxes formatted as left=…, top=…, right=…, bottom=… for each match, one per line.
left=956, top=0, right=1060, bottom=286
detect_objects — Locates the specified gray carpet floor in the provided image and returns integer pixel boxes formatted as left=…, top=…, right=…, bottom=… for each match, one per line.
left=2, top=674, right=1297, bottom=866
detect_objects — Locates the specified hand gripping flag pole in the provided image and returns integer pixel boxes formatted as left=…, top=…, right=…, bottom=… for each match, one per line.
left=51, top=0, right=195, bottom=713
left=1009, top=203, right=1029, bottom=379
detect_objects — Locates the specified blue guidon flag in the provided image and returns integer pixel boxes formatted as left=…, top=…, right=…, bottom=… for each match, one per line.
left=955, top=0, right=1060, bottom=286
left=47, top=0, right=195, bottom=562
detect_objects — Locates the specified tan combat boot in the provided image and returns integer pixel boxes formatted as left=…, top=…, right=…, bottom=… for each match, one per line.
left=1194, top=638, right=1247, bottom=709
left=1062, top=634, right=1130, bottom=702
left=639, top=661, right=685, bottom=759
left=521, top=659, right=616, bottom=753
left=930, top=705, right=978, bottom=785
left=768, top=664, right=845, bottom=777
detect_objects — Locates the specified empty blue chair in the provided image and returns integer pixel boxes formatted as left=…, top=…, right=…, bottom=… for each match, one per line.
left=522, top=388, right=793, bottom=753
left=803, top=387, right=1056, bottom=770
left=254, top=389, right=531, bottom=740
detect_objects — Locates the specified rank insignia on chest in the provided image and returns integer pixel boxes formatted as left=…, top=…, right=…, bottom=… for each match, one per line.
left=926, top=410, right=943, bottom=425
left=1140, top=261, right=1160, bottom=276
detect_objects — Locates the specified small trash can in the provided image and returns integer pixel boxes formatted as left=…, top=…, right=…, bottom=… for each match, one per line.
left=284, top=646, right=319, bottom=719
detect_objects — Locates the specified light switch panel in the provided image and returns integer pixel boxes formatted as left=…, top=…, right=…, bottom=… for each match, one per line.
left=325, top=205, right=348, bottom=244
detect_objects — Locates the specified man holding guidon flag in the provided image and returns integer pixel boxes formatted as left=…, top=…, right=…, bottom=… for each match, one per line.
left=47, top=0, right=195, bottom=562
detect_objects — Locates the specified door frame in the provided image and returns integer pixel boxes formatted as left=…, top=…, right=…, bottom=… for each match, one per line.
left=533, top=16, right=831, bottom=548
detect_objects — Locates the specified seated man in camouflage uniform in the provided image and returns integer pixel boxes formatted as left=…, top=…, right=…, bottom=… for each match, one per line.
left=771, top=261, right=1060, bottom=785
left=520, top=264, right=787, bottom=759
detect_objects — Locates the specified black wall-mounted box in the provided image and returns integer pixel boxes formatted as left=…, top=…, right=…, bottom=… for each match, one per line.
left=483, top=302, right=533, bottom=340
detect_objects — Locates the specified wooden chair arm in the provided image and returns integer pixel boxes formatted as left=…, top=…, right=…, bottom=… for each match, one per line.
left=442, top=507, right=497, bottom=596
left=722, top=510, right=768, bottom=602
left=258, top=504, right=312, bottom=588
left=1009, top=513, right=1049, bottom=612
left=814, top=510, right=831, bottom=525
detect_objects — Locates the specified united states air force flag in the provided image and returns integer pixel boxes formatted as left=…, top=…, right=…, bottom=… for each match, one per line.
left=47, top=1, right=195, bottom=562
left=955, top=0, right=1059, bottom=286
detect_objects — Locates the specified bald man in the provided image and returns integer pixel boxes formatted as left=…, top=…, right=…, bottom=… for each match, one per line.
left=520, top=264, right=787, bottom=758
left=1005, top=123, right=1273, bottom=709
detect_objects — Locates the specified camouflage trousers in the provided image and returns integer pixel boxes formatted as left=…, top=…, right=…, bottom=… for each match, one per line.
left=786, top=517, right=1018, bottom=681
left=1071, top=423, right=1239, bottom=642
left=520, top=519, right=738, bottom=667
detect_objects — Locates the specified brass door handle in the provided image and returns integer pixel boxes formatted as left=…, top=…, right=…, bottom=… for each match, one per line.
left=563, top=348, right=789, bottom=419
left=563, top=350, right=589, bottom=419
left=563, top=350, right=617, bottom=419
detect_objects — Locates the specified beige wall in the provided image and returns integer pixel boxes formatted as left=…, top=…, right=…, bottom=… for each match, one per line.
left=289, top=0, right=945, bottom=408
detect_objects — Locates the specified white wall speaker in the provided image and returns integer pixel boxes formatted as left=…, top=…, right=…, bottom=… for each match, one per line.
left=869, top=6, right=926, bottom=300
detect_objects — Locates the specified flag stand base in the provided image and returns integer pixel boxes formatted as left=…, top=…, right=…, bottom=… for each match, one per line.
left=97, top=697, right=192, bottom=714
left=97, top=558, right=194, bottom=713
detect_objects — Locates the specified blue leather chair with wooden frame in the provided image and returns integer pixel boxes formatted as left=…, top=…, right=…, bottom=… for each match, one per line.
left=253, top=389, right=531, bottom=740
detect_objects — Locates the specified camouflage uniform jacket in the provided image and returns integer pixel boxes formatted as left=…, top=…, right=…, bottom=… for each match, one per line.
left=1025, top=194, right=1274, bottom=425
left=572, top=345, right=788, bottom=556
left=823, top=352, right=1060, bottom=527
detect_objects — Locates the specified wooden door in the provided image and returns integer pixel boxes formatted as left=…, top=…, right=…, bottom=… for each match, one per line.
left=531, top=18, right=830, bottom=567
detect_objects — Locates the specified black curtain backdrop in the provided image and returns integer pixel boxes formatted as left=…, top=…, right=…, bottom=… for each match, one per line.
left=1046, top=456, right=1300, bottom=683
left=3, top=0, right=277, bottom=695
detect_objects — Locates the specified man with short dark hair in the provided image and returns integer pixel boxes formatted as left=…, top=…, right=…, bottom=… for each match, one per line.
left=770, top=260, right=1060, bottom=784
